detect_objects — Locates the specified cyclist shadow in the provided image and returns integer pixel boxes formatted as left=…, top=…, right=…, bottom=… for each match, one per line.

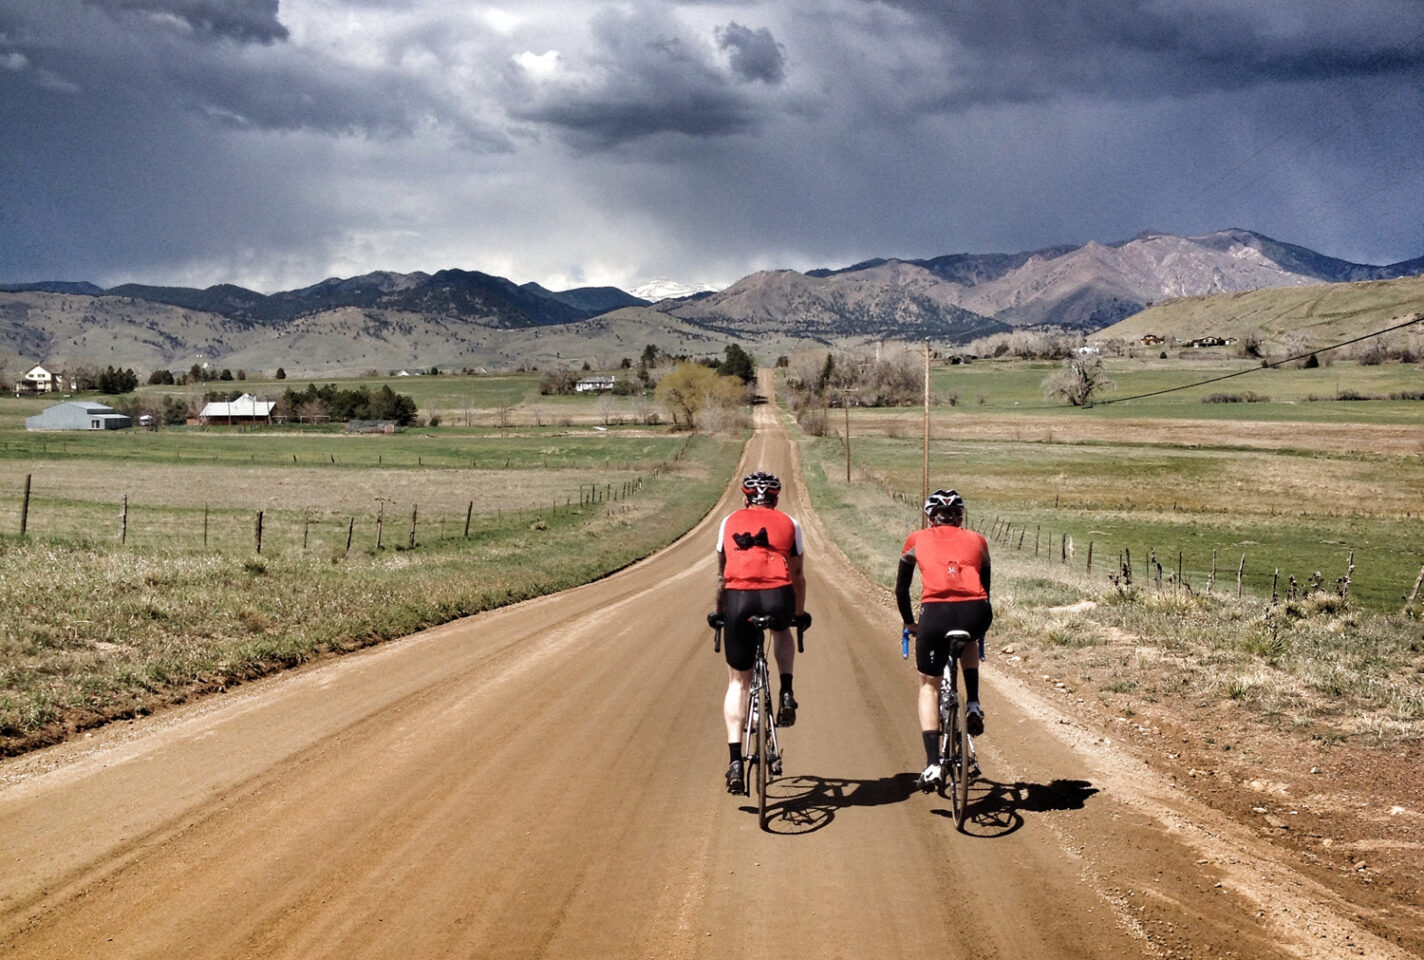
left=930, top=778, right=1100, bottom=837
left=746, top=772, right=921, bottom=835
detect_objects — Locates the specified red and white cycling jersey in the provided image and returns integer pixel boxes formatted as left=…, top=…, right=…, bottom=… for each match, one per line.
left=716, top=505, right=803, bottom=590
left=900, top=524, right=989, bottom=603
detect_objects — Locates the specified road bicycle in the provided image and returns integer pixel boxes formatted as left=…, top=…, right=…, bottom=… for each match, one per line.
left=936, top=629, right=979, bottom=828
left=713, top=613, right=805, bottom=829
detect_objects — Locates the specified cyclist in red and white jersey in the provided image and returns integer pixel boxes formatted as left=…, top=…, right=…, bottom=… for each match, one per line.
left=896, top=489, right=992, bottom=791
left=712, top=471, right=809, bottom=793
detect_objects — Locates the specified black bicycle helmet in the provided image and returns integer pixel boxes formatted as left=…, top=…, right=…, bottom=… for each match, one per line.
left=923, top=488, right=965, bottom=524
left=742, top=471, right=782, bottom=506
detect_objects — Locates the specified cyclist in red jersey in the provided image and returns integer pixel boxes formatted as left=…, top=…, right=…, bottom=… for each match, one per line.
left=896, top=489, right=992, bottom=792
left=713, top=471, right=809, bottom=794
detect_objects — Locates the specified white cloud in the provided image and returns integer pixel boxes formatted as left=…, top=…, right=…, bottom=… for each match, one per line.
left=514, top=50, right=561, bottom=79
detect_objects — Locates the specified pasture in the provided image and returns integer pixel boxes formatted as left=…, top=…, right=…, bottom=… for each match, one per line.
left=0, top=384, right=741, bottom=752
left=792, top=353, right=1424, bottom=747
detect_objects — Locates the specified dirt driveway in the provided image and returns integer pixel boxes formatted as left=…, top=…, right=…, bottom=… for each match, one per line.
left=0, top=403, right=1414, bottom=959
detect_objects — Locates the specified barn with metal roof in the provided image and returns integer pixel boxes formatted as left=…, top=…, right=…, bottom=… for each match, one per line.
left=25, top=401, right=132, bottom=431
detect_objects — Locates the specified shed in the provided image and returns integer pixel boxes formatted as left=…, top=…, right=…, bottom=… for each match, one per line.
left=198, top=393, right=275, bottom=426
left=25, top=401, right=132, bottom=431
left=575, top=375, right=616, bottom=392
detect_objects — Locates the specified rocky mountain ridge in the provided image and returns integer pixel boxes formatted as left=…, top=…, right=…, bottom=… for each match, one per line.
left=3, top=229, right=1420, bottom=377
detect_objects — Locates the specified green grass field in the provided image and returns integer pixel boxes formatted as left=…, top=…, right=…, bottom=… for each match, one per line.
left=0, top=395, right=743, bottom=753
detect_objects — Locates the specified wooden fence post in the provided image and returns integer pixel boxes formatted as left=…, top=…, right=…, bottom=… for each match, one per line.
left=1086, top=541, right=1093, bottom=572
left=255, top=510, right=264, bottom=554
left=465, top=501, right=473, bottom=538
left=376, top=504, right=384, bottom=550
left=1405, top=564, right=1424, bottom=609
left=1208, top=549, right=1217, bottom=593
left=409, top=505, right=418, bottom=548
left=20, top=474, right=31, bottom=536
left=121, top=495, right=128, bottom=545
left=204, top=504, right=209, bottom=548
left=346, top=517, right=354, bottom=556
left=1237, top=554, right=1246, bottom=598
left=303, top=510, right=311, bottom=552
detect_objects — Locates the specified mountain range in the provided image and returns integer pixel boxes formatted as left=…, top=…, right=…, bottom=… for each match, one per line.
left=2, top=229, right=1421, bottom=377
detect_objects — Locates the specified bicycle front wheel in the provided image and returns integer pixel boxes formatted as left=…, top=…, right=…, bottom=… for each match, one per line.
left=953, top=698, right=971, bottom=827
left=755, top=688, right=770, bottom=827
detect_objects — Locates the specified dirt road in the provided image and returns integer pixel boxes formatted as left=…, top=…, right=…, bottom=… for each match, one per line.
left=0, top=401, right=1410, bottom=960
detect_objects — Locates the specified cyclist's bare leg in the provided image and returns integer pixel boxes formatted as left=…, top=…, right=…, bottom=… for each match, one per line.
left=724, top=665, right=753, bottom=743
left=917, top=673, right=940, bottom=732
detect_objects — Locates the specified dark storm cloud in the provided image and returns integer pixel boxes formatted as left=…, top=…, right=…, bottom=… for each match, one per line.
left=85, top=0, right=288, bottom=44
left=716, top=22, right=785, bottom=84
left=510, top=7, right=783, bottom=149
left=866, top=0, right=1424, bottom=108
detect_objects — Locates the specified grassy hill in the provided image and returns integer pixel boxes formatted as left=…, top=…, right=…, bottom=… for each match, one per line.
left=1099, top=274, right=1424, bottom=353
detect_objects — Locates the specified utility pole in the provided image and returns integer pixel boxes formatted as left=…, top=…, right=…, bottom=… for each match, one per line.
left=922, top=338, right=930, bottom=526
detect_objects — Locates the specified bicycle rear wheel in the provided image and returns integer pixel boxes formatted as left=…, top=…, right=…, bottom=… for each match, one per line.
left=755, top=686, right=770, bottom=827
left=952, top=697, right=970, bottom=828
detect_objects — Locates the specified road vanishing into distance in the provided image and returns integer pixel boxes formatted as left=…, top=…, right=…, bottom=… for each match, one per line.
left=0, top=397, right=1409, bottom=960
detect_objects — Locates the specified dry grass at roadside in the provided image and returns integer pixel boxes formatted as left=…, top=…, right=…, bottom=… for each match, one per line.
left=798, top=433, right=1424, bottom=749
left=0, top=436, right=739, bottom=754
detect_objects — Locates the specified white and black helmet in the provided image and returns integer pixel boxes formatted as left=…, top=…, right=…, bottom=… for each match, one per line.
left=923, top=488, right=965, bottom=523
left=742, top=471, right=781, bottom=506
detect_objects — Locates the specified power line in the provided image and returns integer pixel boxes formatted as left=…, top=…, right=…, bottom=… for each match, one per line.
left=1093, top=313, right=1424, bottom=406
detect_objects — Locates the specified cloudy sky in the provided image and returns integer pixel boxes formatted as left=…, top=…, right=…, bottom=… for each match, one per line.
left=2, top=0, right=1421, bottom=294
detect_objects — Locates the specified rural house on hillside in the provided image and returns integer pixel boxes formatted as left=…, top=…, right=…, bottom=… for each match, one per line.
left=25, top=401, right=132, bottom=431
left=575, top=375, right=616, bottom=392
left=198, top=393, right=276, bottom=426
left=14, top=365, right=57, bottom=395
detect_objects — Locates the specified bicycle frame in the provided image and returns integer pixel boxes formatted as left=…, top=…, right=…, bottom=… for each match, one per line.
left=939, top=629, right=977, bottom=828
left=741, top=616, right=782, bottom=827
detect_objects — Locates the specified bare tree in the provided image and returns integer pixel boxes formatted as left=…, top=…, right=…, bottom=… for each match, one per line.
left=1044, top=356, right=1115, bottom=407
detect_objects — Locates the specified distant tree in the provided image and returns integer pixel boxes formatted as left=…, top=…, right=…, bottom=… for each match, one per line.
left=219, top=369, right=233, bottom=381
left=97, top=365, right=138, bottom=394
left=1044, top=357, right=1115, bottom=407
left=654, top=362, right=746, bottom=430
left=147, top=369, right=175, bottom=385
left=161, top=396, right=190, bottom=425
left=718, top=343, right=756, bottom=384
left=188, top=363, right=205, bottom=383
left=429, top=366, right=440, bottom=375
left=275, top=367, right=287, bottom=380
left=817, top=353, right=836, bottom=394
left=619, top=357, right=632, bottom=369
left=539, top=367, right=578, bottom=395
left=236, top=369, right=246, bottom=381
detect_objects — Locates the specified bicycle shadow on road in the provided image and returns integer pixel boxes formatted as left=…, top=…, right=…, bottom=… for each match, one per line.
left=744, top=772, right=921, bottom=835
left=930, top=778, right=1100, bottom=838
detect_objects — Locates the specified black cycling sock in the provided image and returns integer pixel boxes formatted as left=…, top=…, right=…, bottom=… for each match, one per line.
left=922, top=730, right=939, bottom=766
left=729, top=742, right=742, bottom=763
left=963, top=668, right=980, bottom=703
left=780, top=673, right=794, bottom=697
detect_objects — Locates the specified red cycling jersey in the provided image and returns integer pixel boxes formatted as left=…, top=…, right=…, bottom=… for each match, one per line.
left=900, top=524, right=989, bottom=602
left=717, top=506, right=803, bottom=590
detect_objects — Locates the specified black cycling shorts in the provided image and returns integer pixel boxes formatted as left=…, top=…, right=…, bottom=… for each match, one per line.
left=916, top=599, right=992, bottom=677
left=722, top=586, right=796, bottom=671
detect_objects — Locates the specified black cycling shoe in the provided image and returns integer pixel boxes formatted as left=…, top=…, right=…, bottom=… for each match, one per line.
left=725, top=759, right=745, bottom=794
left=777, top=690, right=798, bottom=727
left=966, top=701, right=985, bottom=737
